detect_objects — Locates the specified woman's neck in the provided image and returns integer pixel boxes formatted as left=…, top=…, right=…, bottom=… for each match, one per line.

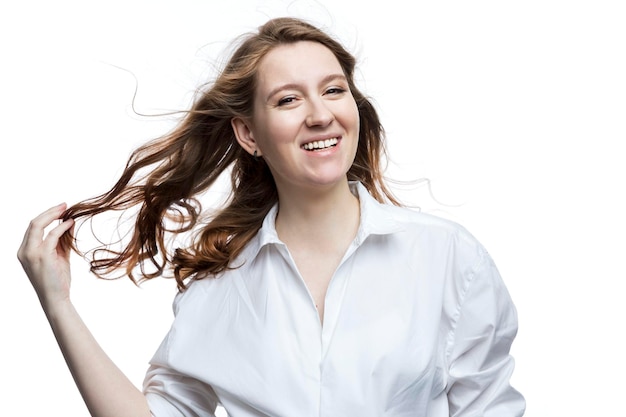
left=274, top=180, right=360, bottom=250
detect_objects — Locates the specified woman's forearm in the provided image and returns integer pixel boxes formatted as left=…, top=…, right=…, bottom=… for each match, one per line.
left=44, top=299, right=152, bottom=417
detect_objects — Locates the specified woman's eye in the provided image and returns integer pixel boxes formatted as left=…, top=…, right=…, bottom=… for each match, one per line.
left=325, top=87, right=346, bottom=95
left=277, top=96, right=296, bottom=106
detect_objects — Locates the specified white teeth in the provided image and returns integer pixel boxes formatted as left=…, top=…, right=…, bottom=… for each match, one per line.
left=302, top=137, right=338, bottom=151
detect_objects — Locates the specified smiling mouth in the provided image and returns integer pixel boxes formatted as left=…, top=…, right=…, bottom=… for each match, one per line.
left=302, top=137, right=339, bottom=151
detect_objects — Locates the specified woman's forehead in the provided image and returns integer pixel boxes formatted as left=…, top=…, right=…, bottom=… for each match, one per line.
left=255, top=41, right=343, bottom=90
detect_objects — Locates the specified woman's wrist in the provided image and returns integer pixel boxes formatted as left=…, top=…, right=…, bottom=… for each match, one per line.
left=40, top=295, right=74, bottom=323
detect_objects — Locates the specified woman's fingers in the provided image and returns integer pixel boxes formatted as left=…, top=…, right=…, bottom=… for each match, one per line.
left=18, top=204, right=75, bottom=306
left=42, top=216, right=74, bottom=253
left=20, top=203, right=68, bottom=252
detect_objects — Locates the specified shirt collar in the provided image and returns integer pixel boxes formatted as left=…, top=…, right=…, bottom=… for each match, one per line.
left=351, top=181, right=406, bottom=243
left=240, top=182, right=406, bottom=262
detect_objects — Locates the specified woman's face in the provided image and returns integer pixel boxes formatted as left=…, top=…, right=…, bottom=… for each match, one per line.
left=234, top=41, right=360, bottom=195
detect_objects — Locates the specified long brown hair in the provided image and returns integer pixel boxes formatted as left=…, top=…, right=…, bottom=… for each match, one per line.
left=61, top=17, right=399, bottom=290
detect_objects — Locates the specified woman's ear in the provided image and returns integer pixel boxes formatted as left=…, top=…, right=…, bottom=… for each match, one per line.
left=231, top=117, right=260, bottom=156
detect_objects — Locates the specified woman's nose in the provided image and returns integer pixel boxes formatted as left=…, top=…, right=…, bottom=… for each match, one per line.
left=305, top=98, right=334, bottom=127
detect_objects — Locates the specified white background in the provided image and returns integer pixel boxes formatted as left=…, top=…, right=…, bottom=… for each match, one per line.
left=2, top=0, right=625, bottom=415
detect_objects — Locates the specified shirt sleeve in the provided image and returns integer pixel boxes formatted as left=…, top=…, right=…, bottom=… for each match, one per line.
left=446, top=250, right=526, bottom=416
left=142, top=287, right=221, bottom=417
left=143, top=363, right=220, bottom=417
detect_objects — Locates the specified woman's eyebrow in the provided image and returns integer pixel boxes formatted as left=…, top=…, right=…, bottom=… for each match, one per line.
left=265, top=73, right=347, bottom=102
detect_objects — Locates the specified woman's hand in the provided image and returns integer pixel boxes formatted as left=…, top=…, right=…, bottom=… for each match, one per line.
left=17, top=203, right=75, bottom=309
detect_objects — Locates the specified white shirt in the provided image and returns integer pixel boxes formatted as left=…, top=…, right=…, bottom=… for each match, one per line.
left=143, top=183, right=525, bottom=416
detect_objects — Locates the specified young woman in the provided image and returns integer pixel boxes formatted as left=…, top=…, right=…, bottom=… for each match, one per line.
left=18, top=17, right=525, bottom=417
